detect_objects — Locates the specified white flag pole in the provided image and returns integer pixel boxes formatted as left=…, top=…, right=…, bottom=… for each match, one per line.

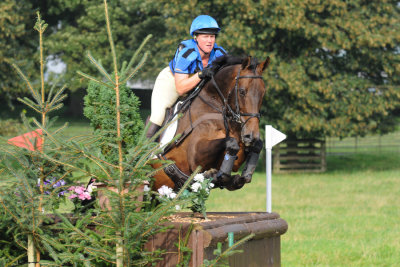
left=265, top=125, right=286, bottom=213
left=266, top=147, right=272, bottom=213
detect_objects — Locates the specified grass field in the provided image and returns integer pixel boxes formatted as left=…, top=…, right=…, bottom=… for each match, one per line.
left=2, top=112, right=399, bottom=266
left=207, top=152, right=400, bottom=266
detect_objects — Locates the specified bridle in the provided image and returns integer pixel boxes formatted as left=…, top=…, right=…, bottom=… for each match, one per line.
left=200, top=66, right=264, bottom=138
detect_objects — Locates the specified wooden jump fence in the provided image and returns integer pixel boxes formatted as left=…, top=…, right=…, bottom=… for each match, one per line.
left=272, top=138, right=326, bottom=173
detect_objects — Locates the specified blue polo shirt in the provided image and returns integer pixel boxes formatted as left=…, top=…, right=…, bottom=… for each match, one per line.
left=169, top=39, right=226, bottom=75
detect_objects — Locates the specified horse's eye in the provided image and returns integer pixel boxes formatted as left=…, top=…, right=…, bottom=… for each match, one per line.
left=239, top=88, right=246, bottom=96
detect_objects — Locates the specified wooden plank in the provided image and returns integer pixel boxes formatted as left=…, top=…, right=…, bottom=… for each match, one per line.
left=277, top=163, right=323, bottom=168
left=277, top=147, right=323, bottom=152
left=277, top=155, right=321, bottom=160
left=273, top=138, right=327, bottom=173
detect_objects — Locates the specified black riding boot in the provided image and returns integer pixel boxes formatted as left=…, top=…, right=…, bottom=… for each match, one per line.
left=145, top=122, right=161, bottom=140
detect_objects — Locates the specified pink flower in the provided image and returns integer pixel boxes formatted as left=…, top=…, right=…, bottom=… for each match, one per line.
left=68, top=194, right=78, bottom=199
left=68, top=186, right=76, bottom=191
left=74, top=186, right=85, bottom=194
left=78, top=192, right=91, bottom=200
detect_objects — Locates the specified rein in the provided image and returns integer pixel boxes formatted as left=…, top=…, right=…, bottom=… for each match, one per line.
left=201, top=67, right=263, bottom=137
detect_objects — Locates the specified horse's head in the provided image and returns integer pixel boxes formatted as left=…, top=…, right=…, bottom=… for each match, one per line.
left=227, top=56, right=270, bottom=146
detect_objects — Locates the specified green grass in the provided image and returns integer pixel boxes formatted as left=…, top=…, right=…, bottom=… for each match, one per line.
left=2, top=113, right=399, bottom=266
left=207, top=152, right=400, bottom=266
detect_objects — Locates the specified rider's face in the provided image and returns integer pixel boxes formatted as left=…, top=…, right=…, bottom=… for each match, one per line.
left=196, top=34, right=216, bottom=54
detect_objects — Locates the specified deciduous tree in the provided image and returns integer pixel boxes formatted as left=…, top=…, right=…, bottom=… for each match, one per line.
left=127, top=0, right=400, bottom=138
left=0, top=0, right=37, bottom=105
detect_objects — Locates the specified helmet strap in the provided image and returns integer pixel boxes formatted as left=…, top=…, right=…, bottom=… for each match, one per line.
left=194, top=36, right=210, bottom=55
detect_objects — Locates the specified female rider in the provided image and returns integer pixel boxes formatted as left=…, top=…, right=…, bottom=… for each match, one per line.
left=146, top=15, right=227, bottom=139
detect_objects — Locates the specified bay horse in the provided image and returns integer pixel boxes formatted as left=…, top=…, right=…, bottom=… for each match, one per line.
left=152, top=55, right=270, bottom=191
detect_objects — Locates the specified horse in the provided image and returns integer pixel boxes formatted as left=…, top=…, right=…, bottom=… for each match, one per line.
left=152, top=55, right=270, bottom=191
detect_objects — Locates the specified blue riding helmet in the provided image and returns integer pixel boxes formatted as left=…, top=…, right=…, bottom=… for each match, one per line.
left=190, top=15, right=220, bottom=36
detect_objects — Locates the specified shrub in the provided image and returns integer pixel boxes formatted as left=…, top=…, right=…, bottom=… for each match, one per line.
left=84, top=80, right=144, bottom=164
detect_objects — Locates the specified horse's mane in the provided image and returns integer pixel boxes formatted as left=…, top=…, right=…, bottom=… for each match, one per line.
left=210, top=55, right=259, bottom=74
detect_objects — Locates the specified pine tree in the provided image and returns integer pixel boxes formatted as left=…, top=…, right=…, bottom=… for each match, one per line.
left=1, top=2, right=192, bottom=265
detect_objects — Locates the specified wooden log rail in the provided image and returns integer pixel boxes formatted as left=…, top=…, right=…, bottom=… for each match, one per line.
left=273, top=138, right=326, bottom=173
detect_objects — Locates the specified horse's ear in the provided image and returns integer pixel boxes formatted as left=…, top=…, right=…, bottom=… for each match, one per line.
left=241, top=56, right=251, bottom=70
left=257, top=56, right=270, bottom=73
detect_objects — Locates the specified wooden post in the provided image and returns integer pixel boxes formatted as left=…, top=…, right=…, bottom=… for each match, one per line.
left=28, top=234, right=35, bottom=267
left=116, top=232, right=123, bottom=267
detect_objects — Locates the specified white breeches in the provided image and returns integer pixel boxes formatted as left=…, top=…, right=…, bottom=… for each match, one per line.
left=149, top=66, right=179, bottom=126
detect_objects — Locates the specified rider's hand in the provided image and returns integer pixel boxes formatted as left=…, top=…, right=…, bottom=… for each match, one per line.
left=198, top=67, right=215, bottom=79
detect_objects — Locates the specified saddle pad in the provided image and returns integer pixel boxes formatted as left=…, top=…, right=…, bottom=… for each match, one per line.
left=159, top=101, right=182, bottom=148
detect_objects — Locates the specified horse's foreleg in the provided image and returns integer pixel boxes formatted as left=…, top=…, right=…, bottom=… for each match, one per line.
left=241, top=139, right=263, bottom=183
left=216, top=137, right=240, bottom=178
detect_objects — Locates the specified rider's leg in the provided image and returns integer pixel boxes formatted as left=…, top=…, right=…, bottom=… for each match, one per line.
left=145, top=122, right=161, bottom=139
left=148, top=66, right=179, bottom=139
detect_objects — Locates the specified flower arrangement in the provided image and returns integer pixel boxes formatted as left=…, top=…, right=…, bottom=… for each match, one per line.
left=156, top=173, right=214, bottom=218
left=187, top=173, right=214, bottom=218
left=66, top=179, right=97, bottom=213
left=68, top=185, right=92, bottom=201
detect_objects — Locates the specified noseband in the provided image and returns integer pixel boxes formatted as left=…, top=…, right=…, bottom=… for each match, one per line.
left=204, top=67, right=263, bottom=137
left=230, top=68, right=263, bottom=124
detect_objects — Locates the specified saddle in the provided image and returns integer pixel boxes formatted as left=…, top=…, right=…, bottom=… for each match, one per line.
left=157, top=79, right=221, bottom=190
left=158, top=79, right=207, bottom=153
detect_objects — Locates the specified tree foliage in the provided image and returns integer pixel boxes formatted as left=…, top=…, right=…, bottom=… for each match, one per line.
left=0, top=8, right=185, bottom=266
left=4, top=0, right=400, bottom=138
left=0, top=0, right=37, bottom=104
left=127, top=0, right=400, bottom=138
left=84, top=80, right=144, bottom=164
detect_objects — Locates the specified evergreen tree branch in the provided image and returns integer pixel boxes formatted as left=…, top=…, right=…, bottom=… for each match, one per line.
left=47, top=103, right=65, bottom=113
left=48, top=84, right=68, bottom=107
left=17, top=97, right=41, bottom=113
left=207, top=233, right=255, bottom=267
left=46, top=75, right=64, bottom=104
left=86, top=52, right=115, bottom=85
left=122, top=34, right=152, bottom=76
left=35, top=12, right=47, bottom=110
left=9, top=63, right=41, bottom=104
left=76, top=71, right=114, bottom=89
left=31, top=119, right=118, bottom=173
left=121, top=52, right=149, bottom=85
left=103, top=0, right=118, bottom=77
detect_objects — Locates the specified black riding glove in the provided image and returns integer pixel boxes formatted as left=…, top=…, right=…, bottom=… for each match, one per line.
left=198, top=67, right=215, bottom=79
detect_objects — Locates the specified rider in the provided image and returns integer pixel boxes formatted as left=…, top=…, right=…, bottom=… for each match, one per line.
left=146, top=15, right=227, bottom=139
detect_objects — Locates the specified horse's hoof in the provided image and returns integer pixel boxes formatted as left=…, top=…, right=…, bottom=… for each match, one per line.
left=203, top=168, right=218, bottom=179
left=244, top=175, right=252, bottom=183
left=225, top=175, right=245, bottom=191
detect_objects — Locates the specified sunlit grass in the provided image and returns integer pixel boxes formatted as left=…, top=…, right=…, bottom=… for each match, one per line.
left=208, top=152, right=400, bottom=266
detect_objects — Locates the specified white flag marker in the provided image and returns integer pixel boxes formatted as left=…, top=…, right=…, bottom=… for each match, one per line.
left=265, top=125, right=286, bottom=213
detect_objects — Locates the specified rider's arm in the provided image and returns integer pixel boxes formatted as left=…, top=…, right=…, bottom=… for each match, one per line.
left=175, top=72, right=201, bottom=96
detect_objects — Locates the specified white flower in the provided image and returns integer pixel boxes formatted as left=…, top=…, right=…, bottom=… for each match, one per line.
left=191, top=182, right=202, bottom=193
left=86, top=184, right=97, bottom=193
left=158, top=185, right=173, bottom=197
left=143, top=185, right=150, bottom=192
left=194, top=173, right=205, bottom=183
left=169, top=192, right=177, bottom=199
left=209, top=183, right=214, bottom=188
left=175, top=205, right=181, bottom=211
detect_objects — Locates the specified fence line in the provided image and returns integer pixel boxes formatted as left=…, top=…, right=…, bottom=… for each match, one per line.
left=326, top=134, right=400, bottom=154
